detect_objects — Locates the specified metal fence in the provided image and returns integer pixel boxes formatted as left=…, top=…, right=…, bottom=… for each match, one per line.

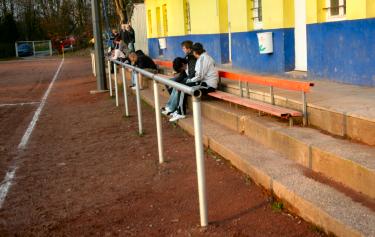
left=15, top=40, right=52, bottom=57
left=107, top=58, right=208, bottom=227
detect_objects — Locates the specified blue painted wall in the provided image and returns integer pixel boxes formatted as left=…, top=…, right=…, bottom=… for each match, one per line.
left=231, top=28, right=295, bottom=74
left=148, top=33, right=229, bottom=64
left=307, top=18, right=375, bottom=86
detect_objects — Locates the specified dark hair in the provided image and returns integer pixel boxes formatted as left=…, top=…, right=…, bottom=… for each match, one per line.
left=191, top=43, right=205, bottom=55
left=181, top=40, right=193, bottom=49
left=135, top=50, right=145, bottom=56
left=172, top=57, right=188, bottom=72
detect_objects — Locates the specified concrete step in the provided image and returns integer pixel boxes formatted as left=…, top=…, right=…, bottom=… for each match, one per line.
left=137, top=88, right=375, bottom=237
left=140, top=81, right=375, bottom=199
left=199, top=99, right=375, bottom=199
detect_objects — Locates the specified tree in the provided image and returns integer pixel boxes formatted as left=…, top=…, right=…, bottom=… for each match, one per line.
left=113, top=0, right=143, bottom=24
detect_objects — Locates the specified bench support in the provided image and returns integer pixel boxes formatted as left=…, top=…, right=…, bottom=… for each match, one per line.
left=246, top=82, right=250, bottom=98
left=270, top=86, right=275, bottom=105
left=239, top=81, right=243, bottom=98
left=289, top=117, right=294, bottom=127
left=302, top=92, right=308, bottom=126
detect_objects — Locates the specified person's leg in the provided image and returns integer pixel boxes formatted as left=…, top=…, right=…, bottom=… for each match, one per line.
left=131, top=71, right=136, bottom=87
left=128, top=43, right=135, bottom=52
left=139, top=74, right=143, bottom=89
left=166, top=89, right=180, bottom=111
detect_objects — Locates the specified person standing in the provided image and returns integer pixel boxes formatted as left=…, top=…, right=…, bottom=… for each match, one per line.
left=120, top=23, right=135, bottom=52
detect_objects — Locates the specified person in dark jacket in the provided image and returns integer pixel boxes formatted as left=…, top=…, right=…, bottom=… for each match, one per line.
left=161, top=57, right=188, bottom=116
left=120, top=23, right=135, bottom=52
left=181, top=40, right=196, bottom=79
left=128, top=51, right=157, bottom=89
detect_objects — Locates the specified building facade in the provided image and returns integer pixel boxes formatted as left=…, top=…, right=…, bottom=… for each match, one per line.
left=145, top=0, right=375, bottom=86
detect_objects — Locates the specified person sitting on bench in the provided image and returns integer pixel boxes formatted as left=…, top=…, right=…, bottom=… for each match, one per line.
left=161, top=57, right=188, bottom=117
left=186, top=43, right=218, bottom=94
left=168, top=43, right=218, bottom=122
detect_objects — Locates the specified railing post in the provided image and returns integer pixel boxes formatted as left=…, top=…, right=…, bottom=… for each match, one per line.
left=108, top=60, right=113, bottom=97
left=270, top=86, right=275, bottom=105
left=302, top=92, right=308, bottom=126
left=135, top=72, right=143, bottom=135
left=153, top=80, right=164, bottom=163
left=15, top=42, right=18, bottom=57
left=192, top=95, right=208, bottom=227
left=114, top=63, right=119, bottom=107
left=49, top=40, right=52, bottom=56
left=121, top=67, right=129, bottom=117
left=32, top=41, right=35, bottom=56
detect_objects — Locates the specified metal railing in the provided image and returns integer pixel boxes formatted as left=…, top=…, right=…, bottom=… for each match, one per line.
left=107, top=58, right=208, bottom=227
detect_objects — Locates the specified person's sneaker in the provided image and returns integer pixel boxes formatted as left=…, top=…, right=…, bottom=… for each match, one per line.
left=169, top=113, right=185, bottom=122
left=169, top=110, right=178, bottom=118
left=131, top=86, right=136, bottom=90
left=161, top=107, right=172, bottom=115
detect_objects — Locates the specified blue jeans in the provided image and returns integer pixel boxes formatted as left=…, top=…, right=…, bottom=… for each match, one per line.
left=166, top=88, right=180, bottom=112
left=131, top=71, right=137, bottom=86
left=166, top=89, right=186, bottom=115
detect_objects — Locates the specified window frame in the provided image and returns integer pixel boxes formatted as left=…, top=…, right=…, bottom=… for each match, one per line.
left=183, top=0, right=192, bottom=34
left=251, top=0, right=263, bottom=30
left=325, top=0, right=346, bottom=22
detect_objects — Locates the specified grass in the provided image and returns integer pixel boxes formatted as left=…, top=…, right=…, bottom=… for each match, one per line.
left=271, top=201, right=284, bottom=212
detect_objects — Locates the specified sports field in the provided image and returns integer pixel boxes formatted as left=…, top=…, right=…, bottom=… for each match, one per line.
left=0, top=56, right=324, bottom=236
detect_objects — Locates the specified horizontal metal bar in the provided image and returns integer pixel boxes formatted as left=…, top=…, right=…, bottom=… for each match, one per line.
left=110, top=59, right=201, bottom=97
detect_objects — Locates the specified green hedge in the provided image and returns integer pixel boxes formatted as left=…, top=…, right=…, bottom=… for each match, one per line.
left=0, top=43, right=15, bottom=58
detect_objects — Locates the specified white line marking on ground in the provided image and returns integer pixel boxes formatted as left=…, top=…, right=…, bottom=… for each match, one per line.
left=0, top=102, right=40, bottom=107
left=18, top=58, right=64, bottom=149
left=0, top=58, right=64, bottom=208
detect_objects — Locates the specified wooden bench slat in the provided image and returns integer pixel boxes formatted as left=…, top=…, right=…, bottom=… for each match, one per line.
left=218, top=71, right=314, bottom=93
left=208, top=91, right=302, bottom=118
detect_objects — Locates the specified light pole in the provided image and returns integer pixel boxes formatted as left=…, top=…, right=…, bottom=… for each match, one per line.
left=91, top=0, right=107, bottom=91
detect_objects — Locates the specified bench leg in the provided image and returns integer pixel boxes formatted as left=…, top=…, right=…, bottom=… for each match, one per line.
left=289, top=117, right=294, bottom=127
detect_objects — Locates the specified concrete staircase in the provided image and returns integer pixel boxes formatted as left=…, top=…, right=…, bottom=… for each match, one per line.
left=130, top=77, right=375, bottom=237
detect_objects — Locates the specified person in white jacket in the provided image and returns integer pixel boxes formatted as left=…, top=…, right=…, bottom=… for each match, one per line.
left=186, top=43, right=218, bottom=93
left=169, top=43, right=219, bottom=122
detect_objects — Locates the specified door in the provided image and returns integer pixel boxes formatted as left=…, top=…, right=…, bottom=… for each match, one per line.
left=294, top=0, right=307, bottom=71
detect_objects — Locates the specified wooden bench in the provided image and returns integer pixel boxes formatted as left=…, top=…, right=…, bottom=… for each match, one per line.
left=153, top=59, right=314, bottom=126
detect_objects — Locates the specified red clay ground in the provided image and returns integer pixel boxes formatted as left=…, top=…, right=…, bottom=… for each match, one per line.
left=0, top=56, right=325, bottom=236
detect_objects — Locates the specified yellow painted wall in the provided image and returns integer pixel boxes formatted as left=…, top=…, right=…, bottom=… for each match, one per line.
left=218, top=0, right=229, bottom=33
left=347, top=0, right=367, bottom=20
left=283, top=0, right=294, bottom=28
left=367, top=0, right=375, bottom=17
left=189, top=0, right=220, bottom=34
left=229, top=0, right=249, bottom=32
left=146, top=0, right=186, bottom=38
left=146, top=0, right=375, bottom=38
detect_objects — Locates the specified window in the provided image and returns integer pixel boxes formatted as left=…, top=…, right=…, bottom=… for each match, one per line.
left=249, top=0, right=262, bottom=29
left=183, top=0, right=191, bottom=34
left=156, top=7, right=161, bottom=37
left=147, top=10, right=152, bottom=35
left=162, top=4, right=168, bottom=36
left=326, top=0, right=346, bottom=20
